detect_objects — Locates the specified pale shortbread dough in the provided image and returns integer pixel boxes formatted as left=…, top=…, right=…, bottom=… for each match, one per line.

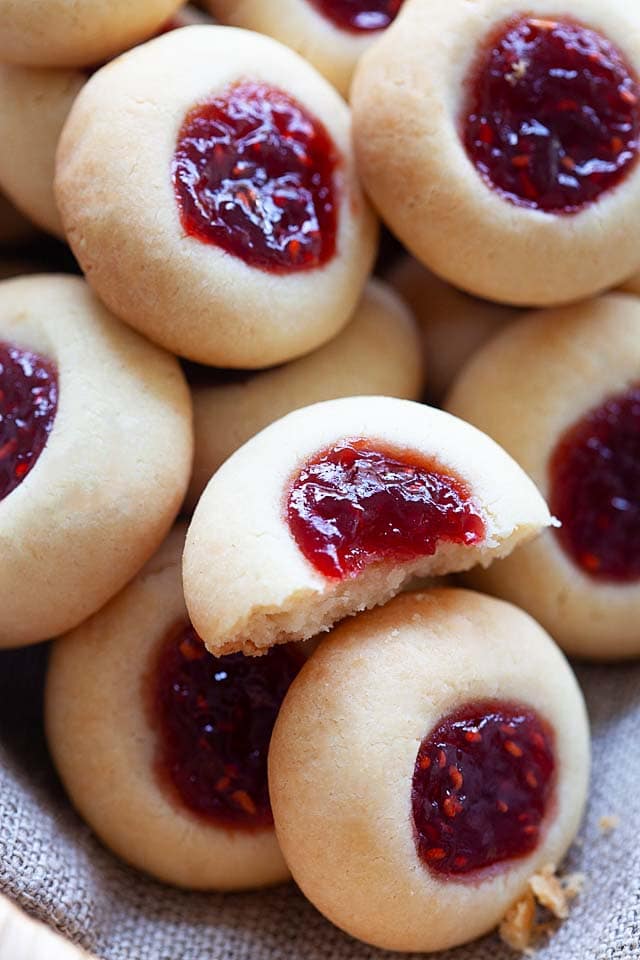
left=388, top=257, right=520, bottom=401
left=46, top=526, right=290, bottom=891
left=204, top=0, right=394, bottom=98
left=352, top=0, right=640, bottom=306
left=0, top=7, right=209, bottom=238
left=55, top=26, right=378, bottom=367
left=447, top=293, right=640, bottom=659
left=0, top=0, right=185, bottom=68
left=183, top=395, right=552, bottom=657
left=269, top=588, right=589, bottom=953
left=186, top=278, right=424, bottom=509
left=0, top=274, right=192, bottom=649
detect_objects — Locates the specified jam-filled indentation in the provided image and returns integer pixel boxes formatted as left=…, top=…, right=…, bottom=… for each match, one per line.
left=463, top=16, right=640, bottom=214
left=287, top=439, right=485, bottom=579
left=173, top=82, right=339, bottom=273
left=550, top=382, right=640, bottom=581
left=412, top=701, right=555, bottom=877
left=307, top=0, right=403, bottom=33
left=0, top=342, right=58, bottom=502
left=151, top=623, right=303, bottom=828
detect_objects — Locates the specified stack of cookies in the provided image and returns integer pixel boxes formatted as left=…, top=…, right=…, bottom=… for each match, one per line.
left=1, top=0, right=639, bottom=954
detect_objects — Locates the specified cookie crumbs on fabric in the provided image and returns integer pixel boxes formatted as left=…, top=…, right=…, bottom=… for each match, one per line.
left=499, top=864, right=585, bottom=952
left=499, top=888, right=536, bottom=952
left=598, top=814, right=620, bottom=835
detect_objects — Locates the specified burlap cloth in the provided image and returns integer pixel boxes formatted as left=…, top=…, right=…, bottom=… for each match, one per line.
left=1, top=641, right=638, bottom=960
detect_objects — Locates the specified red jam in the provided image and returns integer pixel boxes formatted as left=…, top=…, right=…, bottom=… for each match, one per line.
left=549, top=383, right=640, bottom=581
left=463, top=16, right=640, bottom=214
left=150, top=623, right=302, bottom=829
left=172, top=82, right=338, bottom=273
left=412, top=701, right=555, bottom=877
left=307, top=0, right=403, bottom=33
left=0, top=343, right=57, bottom=502
left=287, top=439, right=485, bottom=579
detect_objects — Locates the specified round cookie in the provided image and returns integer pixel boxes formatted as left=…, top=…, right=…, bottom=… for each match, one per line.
left=204, top=0, right=404, bottom=98
left=0, top=274, right=192, bottom=649
left=0, top=7, right=212, bottom=239
left=447, top=293, right=640, bottom=659
left=186, top=278, right=424, bottom=509
left=0, top=0, right=185, bottom=68
left=352, top=0, right=640, bottom=306
left=55, top=25, right=377, bottom=367
left=388, top=257, right=520, bottom=402
left=269, top=588, right=590, bottom=953
left=46, top=525, right=301, bottom=891
left=183, top=395, right=552, bottom=657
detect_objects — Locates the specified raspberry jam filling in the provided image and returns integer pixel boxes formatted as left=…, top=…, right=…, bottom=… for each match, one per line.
left=173, top=82, right=338, bottom=273
left=150, top=623, right=302, bottom=828
left=550, top=383, right=640, bottom=581
left=307, top=0, right=403, bottom=33
left=287, top=439, right=485, bottom=579
left=412, top=701, right=555, bottom=877
left=463, top=16, right=640, bottom=214
left=0, top=343, right=58, bottom=502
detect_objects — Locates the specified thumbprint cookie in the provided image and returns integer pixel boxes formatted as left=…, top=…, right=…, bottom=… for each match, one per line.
left=352, top=0, right=640, bottom=306
left=447, top=293, right=640, bottom=659
left=185, top=278, right=424, bottom=509
left=0, top=274, right=192, bottom=649
left=183, top=395, right=552, bottom=657
left=46, top=527, right=301, bottom=890
left=204, top=0, right=404, bottom=97
left=269, top=589, right=589, bottom=953
left=55, top=26, right=377, bottom=367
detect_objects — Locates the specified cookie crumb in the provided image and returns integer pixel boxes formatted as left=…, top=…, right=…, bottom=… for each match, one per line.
left=529, top=863, right=569, bottom=919
left=598, top=814, right=620, bottom=835
left=499, top=864, right=584, bottom=952
left=499, top=888, right=536, bottom=951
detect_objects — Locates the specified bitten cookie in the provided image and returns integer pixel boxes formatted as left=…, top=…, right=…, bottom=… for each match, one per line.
left=183, top=395, right=552, bottom=657
left=185, top=278, right=424, bottom=509
left=204, top=0, right=404, bottom=98
left=269, top=588, right=589, bottom=953
left=0, top=7, right=209, bottom=238
left=388, top=257, right=520, bottom=402
left=56, top=25, right=377, bottom=367
left=447, top=293, right=640, bottom=659
left=0, top=0, right=185, bottom=68
left=46, top=526, right=300, bottom=890
left=352, top=0, right=640, bottom=306
left=0, top=274, right=192, bottom=648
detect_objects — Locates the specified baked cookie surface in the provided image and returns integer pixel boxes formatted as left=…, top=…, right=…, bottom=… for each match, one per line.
left=0, top=0, right=185, bottom=68
left=447, top=293, right=640, bottom=659
left=0, top=274, right=192, bottom=648
left=55, top=25, right=377, bottom=367
left=388, top=257, right=520, bottom=401
left=269, top=588, right=589, bottom=952
left=204, top=0, right=404, bottom=97
left=352, top=0, right=640, bottom=306
left=186, top=278, right=424, bottom=508
left=183, top=395, right=552, bottom=657
left=46, top=527, right=295, bottom=890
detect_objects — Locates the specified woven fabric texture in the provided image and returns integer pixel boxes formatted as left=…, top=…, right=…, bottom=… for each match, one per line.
left=0, top=642, right=638, bottom=960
